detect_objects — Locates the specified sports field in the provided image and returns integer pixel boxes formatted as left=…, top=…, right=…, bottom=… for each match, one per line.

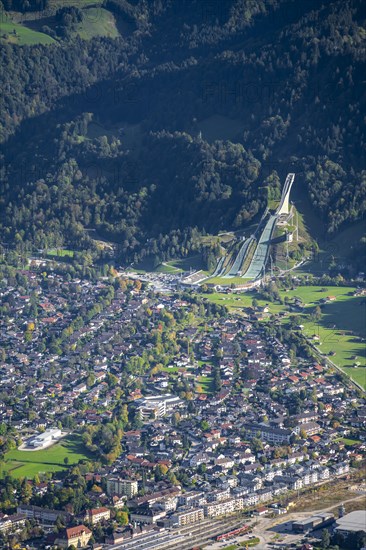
left=202, top=291, right=283, bottom=314
left=0, top=434, right=93, bottom=479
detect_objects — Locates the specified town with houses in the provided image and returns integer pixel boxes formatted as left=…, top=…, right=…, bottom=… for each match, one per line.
left=0, top=266, right=365, bottom=549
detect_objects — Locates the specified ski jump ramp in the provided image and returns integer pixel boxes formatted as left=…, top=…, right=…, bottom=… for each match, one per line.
left=277, top=173, right=295, bottom=216
left=240, top=173, right=296, bottom=280
left=210, top=173, right=295, bottom=282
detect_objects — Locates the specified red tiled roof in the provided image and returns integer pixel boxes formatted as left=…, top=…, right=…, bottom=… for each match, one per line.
left=89, top=507, right=109, bottom=516
left=66, top=525, right=91, bottom=539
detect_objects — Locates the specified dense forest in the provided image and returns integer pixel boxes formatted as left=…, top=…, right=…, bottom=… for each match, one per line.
left=1, top=0, right=49, bottom=11
left=0, top=0, right=365, bottom=265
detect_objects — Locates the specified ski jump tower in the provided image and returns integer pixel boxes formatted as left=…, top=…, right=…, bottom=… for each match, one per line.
left=277, top=173, right=295, bottom=216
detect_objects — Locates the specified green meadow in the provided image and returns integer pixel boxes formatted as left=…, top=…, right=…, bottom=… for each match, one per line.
left=1, top=3, right=119, bottom=46
left=202, top=290, right=283, bottom=314
left=0, top=19, right=55, bottom=45
left=197, top=376, right=214, bottom=394
left=47, top=248, right=74, bottom=258
left=75, top=7, right=120, bottom=40
left=1, top=435, right=92, bottom=479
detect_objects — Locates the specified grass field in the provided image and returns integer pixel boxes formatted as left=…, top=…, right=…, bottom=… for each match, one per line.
left=132, top=254, right=206, bottom=274
left=47, top=248, right=74, bottom=258
left=0, top=435, right=92, bottom=479
left=278, top=285, right=366, bottom=388
left=292, top=479, right=363, bottom=513
left=49, top=0, right=103, bottom=7
left=279, top=285, right=366, bottom=332
left=197, top=376, right=214, bottom=394
left=0, top=18, right=55, bottom=45
left=155, top=262, right=182, bottom=274
left=221, top=540, right=260, bottom=549
left=202, top=291, right=283, bottom=315
left=75, top=7, right=119, bottom=40
left=1, top=2, right=119, bottom=45
left=162, top=365, right=182, bottom=373
left=335, top=438, right=361, bottom=446
left=170, top=255, right=205, bottom=272
left=302, top=319, right=366, bottom=388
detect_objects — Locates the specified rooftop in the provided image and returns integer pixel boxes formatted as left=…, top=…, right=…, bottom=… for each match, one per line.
left=335, top=510, right=366, bottom=533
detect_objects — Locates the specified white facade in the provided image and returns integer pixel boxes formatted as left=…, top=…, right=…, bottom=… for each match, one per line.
left=28, top=428, right=62, bottom=448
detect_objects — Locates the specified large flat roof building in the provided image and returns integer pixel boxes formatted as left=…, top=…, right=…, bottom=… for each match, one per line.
left=334, top=510, right=366, bottom=535
left=135, top=394, right=183, bottom=420
left=28, top=428, right=62, bottom=448
left=292, top=513, right=334, bottom=533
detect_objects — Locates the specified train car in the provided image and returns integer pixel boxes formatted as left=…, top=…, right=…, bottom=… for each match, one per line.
left=216, top=525, right=249, bottom=541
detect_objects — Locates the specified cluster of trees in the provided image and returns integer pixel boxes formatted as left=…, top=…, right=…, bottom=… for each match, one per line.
left=201, top=241, right=223, bottom=271
left=0, top=423, right=19, bottom=460
left=54, top=6, right=84, bottom=38
left=306, top=161, right=366, bottom=233
left=329, top=529, right=366, bottom=550
left=1, top=0, right=49, bottom=11
left=103, top=0, right=142, bottom=31
left=81, top=423, right=123, bottom=465
left=0, top=35, right=133, bottom=141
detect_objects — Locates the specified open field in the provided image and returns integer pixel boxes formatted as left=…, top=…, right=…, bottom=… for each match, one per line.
left=132, top=254, right=205, bottom=274
left=47, top=248, right=74, bottom=258
left=26, top=6, right=120, bottom=41
left=155, top=262, right=182, bottom=274
left=0, top=435, right=92, bottom=479
left=303, top=319, right=366, bottom=388
left=162, top=366, right=182, bottom=373
left=3, top=2, right=120, bottom=44
left=292, top=479, right=365, bottom=513
left=49, top=0, right=103, bottom=7
left=202, top=291, right=283, bottom=315
left=0, top=17, right=55, bottom=45
left=75, top=7, right=120, bottom=40
left=170, top=255, right=206, bottom=272
left=197, top=376, right=214, bottom=394
left=279, top=285, right=366, bottom=387
left=335, top=437, right=361, bottom=446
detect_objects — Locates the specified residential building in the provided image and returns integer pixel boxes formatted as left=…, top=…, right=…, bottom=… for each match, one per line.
left=86, top=507, right=111, bottom=525
left=170, top=507, right=204, bottom=526
left=55, top=525, right=92, bottom=549
left=106, top=478, right=138, bottom=498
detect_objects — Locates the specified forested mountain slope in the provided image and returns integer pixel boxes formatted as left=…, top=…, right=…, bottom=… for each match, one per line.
left=0, top=0, right=365, bottom=265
